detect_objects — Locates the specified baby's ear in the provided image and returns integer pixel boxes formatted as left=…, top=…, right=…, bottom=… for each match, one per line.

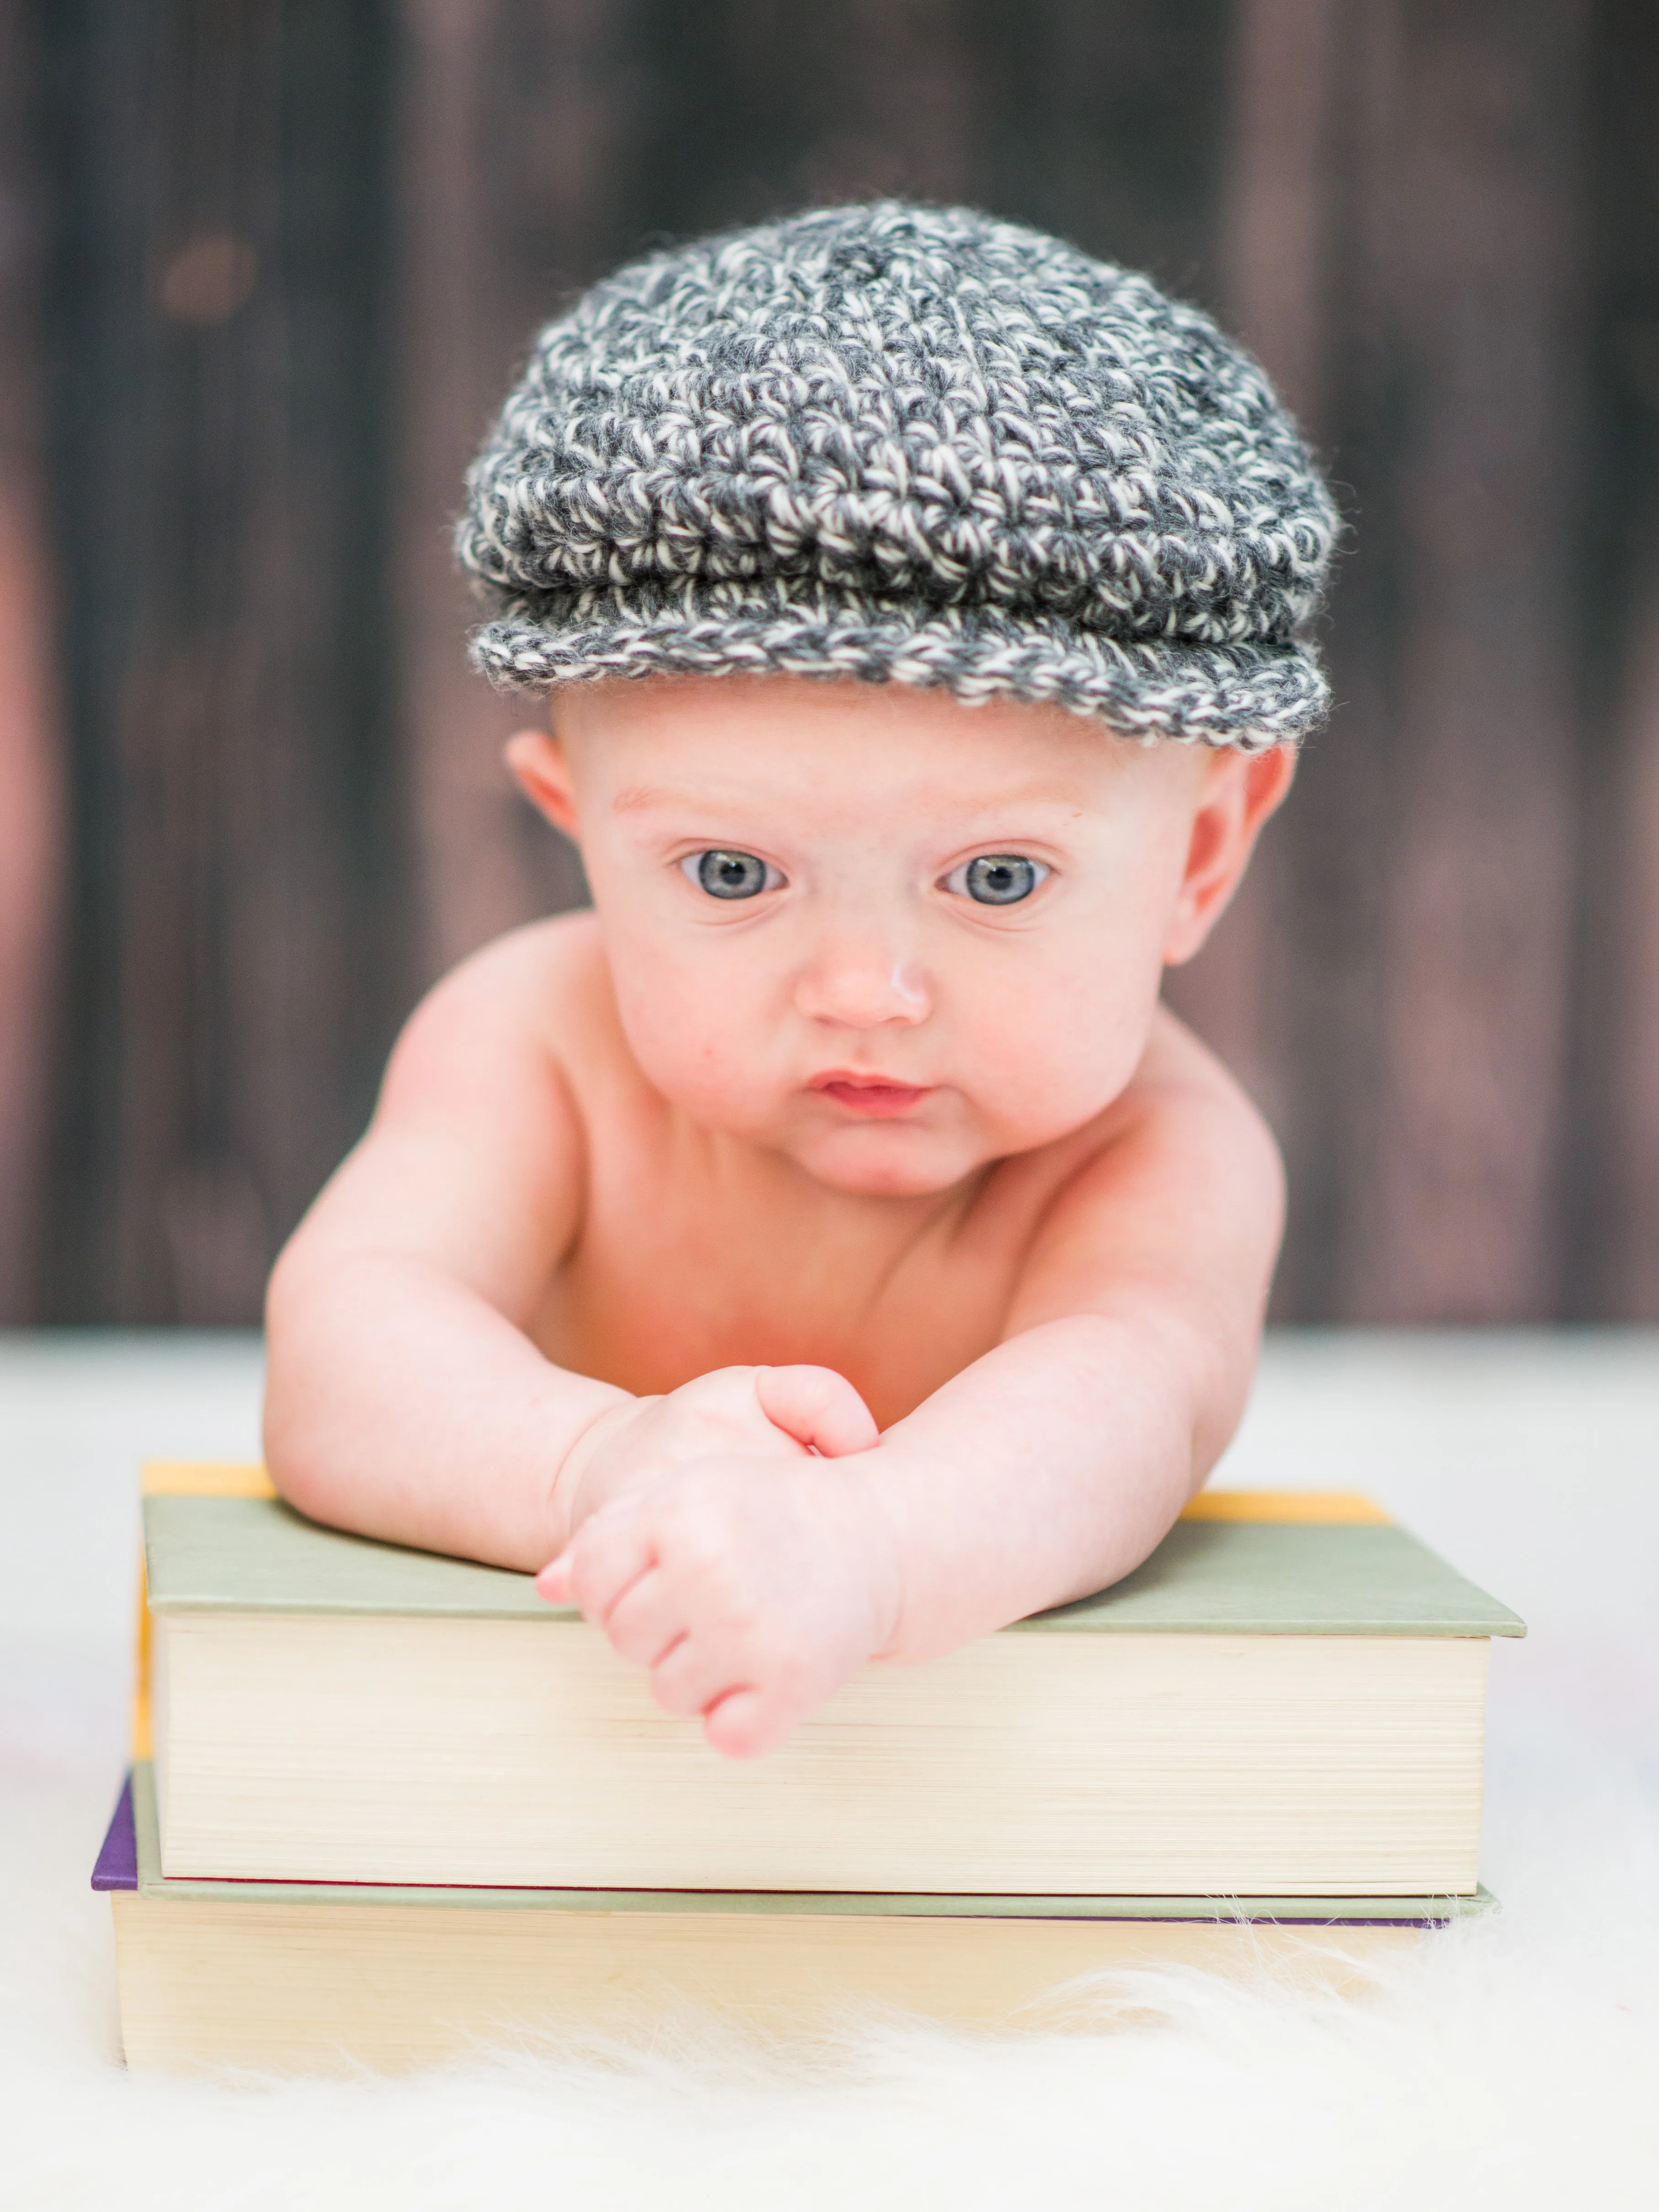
left=505, top=729, right=580, bottom=838
left=1162, top=744, right=1296, bottom=966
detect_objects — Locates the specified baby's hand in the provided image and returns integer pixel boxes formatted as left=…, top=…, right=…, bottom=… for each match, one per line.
left=555, top=1363, right=878, bottom=1534
left=537, top=1453, right=900, bottom=1757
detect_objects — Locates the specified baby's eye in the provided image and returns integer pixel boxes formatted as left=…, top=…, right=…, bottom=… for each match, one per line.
left=681, top=849, right=782, bottom=900
left=942, top=854, right=1050, bottom=906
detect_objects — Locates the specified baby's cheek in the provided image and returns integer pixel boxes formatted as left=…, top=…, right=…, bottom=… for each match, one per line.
left=966, top=961, right=1153, bottom=1141
left=609, top=947, right=773, bottom=1117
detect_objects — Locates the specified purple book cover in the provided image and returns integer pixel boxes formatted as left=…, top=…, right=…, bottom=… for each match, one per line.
left=91, top=1774, right=137, bottom=1892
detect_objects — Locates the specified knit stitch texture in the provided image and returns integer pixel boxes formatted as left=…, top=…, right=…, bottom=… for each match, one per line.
left=458, top=202, right=1337, bottom=745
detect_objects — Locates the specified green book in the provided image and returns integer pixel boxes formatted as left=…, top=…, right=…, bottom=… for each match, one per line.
left=139, top=1470, right=1522, bottom=1899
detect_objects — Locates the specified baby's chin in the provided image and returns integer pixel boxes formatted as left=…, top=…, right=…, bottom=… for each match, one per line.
left=794, top=1151, right=972, bottom=1200
left=769, top=1119, right=1010, bottom=1200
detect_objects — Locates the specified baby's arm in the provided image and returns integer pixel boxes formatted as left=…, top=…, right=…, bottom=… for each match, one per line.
left=266, top=928, right=870, bottom=1567
left=861, top=1013, right=1284, bottom=1660
left=263, top=928, right=624, bottom=1567
left=547, top=1013, right=1282, bottom=1749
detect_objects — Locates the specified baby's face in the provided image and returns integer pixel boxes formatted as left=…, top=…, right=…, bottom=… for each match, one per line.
left=516, top=677, right=1282, bottom=1199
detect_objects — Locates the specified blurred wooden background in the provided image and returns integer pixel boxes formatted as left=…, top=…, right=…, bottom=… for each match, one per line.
left=2, top=0, right=1657, bottom=1324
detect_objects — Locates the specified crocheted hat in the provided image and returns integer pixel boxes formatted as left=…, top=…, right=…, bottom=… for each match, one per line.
left=458, top=202, right=1337, bottom=746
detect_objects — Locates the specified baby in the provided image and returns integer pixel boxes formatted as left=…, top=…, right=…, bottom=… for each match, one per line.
left=264, top=203, right=1336, bottom=1759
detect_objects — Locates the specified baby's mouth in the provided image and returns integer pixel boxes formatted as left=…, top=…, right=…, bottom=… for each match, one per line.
left=810, top=1071, right=934, bottom=1119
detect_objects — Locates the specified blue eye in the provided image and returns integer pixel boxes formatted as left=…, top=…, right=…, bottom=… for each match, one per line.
left=682, top=849, right=780, bottom=900
left=944, top=854, right=1049, bottom=905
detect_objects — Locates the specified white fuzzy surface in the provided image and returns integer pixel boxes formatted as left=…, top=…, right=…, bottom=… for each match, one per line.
left=2, top=1330, right=1657, bottom=2211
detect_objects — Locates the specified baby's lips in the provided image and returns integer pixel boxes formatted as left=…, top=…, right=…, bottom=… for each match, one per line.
left=809, top=1067, right=925, bottom=1093
left=810, top=1070, right=935, bottom=1118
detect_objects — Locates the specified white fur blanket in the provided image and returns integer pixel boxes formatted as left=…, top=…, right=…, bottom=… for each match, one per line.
left=2, top=1331, right=1656, bottom=2210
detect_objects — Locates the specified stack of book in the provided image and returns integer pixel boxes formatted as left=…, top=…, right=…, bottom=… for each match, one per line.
left=95, top=1464, right=1523, bottom=2073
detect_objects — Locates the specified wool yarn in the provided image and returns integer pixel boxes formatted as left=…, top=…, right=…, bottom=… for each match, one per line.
left=458, top=202, right=1337, bottom=745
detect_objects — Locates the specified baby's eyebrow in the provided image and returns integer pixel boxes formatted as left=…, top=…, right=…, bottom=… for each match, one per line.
left=609, top=784, right=691, bottom=816
left=608, top=783, right=797, bottom=821
left=939, top=784, right=1088, bottom=817
left=609, top=782, right=789, bottom=825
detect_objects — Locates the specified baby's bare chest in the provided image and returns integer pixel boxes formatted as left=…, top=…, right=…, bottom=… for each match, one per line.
left=527, top=1163, right=1034, bottom=1431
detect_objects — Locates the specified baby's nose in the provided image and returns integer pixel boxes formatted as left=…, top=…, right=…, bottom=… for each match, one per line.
left=793, top=942, right=932, bottom=1028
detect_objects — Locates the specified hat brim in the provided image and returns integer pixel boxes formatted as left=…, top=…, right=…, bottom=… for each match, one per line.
left=468, top=596, right=1328, bottom=749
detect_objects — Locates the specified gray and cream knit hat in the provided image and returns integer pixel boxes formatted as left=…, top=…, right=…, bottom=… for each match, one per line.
left=458, top=202, right=1337, bottom=746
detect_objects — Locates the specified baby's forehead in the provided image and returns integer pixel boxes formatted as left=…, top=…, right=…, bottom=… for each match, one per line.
left=609, top=765, right=1095, bottom=820
left=560, top=673, right=1195, bottom=826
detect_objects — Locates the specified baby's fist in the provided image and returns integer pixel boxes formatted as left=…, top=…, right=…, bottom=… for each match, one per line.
left=538, top=1455, right=900, bottom=1758
left=556, top=1363, right=878, bottom=1538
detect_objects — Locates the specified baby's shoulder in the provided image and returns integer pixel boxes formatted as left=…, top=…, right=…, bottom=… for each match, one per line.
left=382, top=910, right=625, bottom=1105
left=415, top=909, right=607, bottom=1026
left=1092, top=1006, right=1281, bottom=1184
left=992, top=1007, right=1280, bottom=1228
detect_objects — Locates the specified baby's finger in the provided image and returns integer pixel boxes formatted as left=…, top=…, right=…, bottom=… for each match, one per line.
left=755, top=1365, right=879, bottom=1459
left=603, top=1567, right=688, bottom=1669
left=702, top=1684, right=791, bottom=1760
left=559, top=1507, right=659, bottom=1628
left=649, top=1632, right=747, bottom=1723
left=535, top=1553, right=575, bottom=1603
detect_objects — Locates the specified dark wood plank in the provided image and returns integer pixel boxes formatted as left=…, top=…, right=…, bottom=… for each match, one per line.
left=37, top=0, right=406, bottom=1321
left=1569, top=0, right=1659, bottom=1317
left=1341, top=0, right=1589, bottom=1320
left=0, top=0, right=65, bottom=1321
